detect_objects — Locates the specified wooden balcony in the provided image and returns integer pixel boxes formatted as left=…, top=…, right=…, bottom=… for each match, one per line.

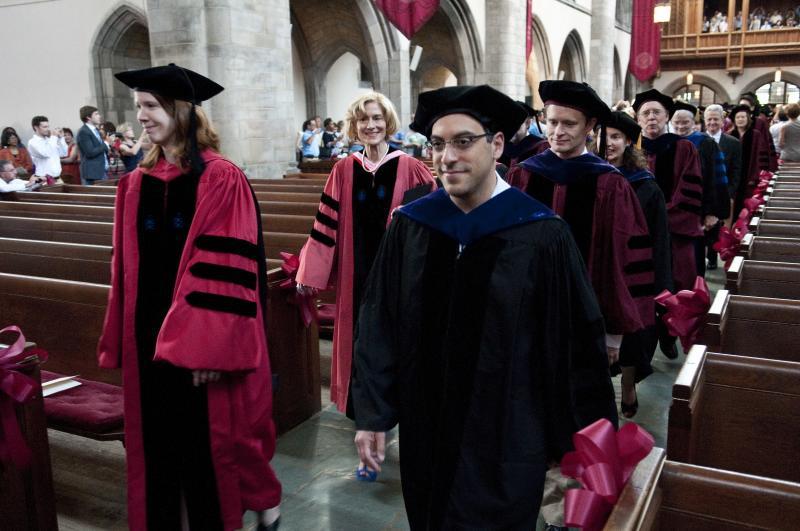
left=661, top=28, right=800, bottom=72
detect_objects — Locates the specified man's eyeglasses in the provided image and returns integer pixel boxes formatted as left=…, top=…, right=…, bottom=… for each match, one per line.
left=426, top=133, right=493, bottom=153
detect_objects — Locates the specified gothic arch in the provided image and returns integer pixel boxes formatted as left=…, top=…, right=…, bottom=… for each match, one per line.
left=530, top=14, right=552, bottom=82
left=557, top=30, right=586, bottom=82
left=741, top=71, right=800, bottom=99
left=662, top=74, right=731, bottom=103
left=440, top=0, right=482, bottom=82
left=91, top=2, right=150, bottom=125
left=291, top=11, right=315, bottom=121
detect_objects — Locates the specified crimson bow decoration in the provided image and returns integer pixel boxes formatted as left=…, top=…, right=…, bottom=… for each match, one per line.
left=713, top=210, right=750, bottom=268
left=654, top=276, right=711, bottom=351
left=0, top=326, right=48, bottom=469
left=278, top=252, right=317, bottom=328
left=561, top=419, right=655, bottom=530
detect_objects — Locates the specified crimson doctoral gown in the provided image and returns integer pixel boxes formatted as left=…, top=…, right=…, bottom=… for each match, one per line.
left=296, top=151, right=435, bottom=412
left=731, top=126, right=771, bottom=217
left=642, top=134, right=704, bottom=291
left=98, top=150, right=281, bottom=531
left=519, top=150, right=652, bottom=336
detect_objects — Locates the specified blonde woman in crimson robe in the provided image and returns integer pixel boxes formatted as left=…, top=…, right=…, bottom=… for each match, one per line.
left=296, top=92, right=435, bottom=480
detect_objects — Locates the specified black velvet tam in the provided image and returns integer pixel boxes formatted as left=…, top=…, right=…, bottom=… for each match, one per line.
left=633, top=89, right=675, bottom=117
left=607, top=111, right=642, bottom=143
left=410, top=84, right=527, bottom=141
left=538, top=80, right=611, bottom=122
left=115, top=63, right=223, bottom=104
left=673, top=100, right=698, bottom=118
left=517, top=100, right=536, bottom=117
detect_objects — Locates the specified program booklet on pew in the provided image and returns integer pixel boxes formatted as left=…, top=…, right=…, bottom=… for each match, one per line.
left=42, top=375, right=82, bottom=397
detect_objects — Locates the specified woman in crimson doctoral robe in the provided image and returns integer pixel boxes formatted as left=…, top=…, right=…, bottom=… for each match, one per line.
left=97, top=65, right=281, bottom=531
left=604, top=111, right=672, bottom=417
left=729, top=104, right=771, bottom=218
left=296, top=92, right=435, bottom=479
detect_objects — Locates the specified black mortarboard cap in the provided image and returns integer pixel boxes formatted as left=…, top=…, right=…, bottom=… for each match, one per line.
left=632, top=89, right=675, bottom=117
left=729, top=104, right=752, bottom=119
left=516, top=100, right=536, bottom=118
left=114, top=63, right=224, bottom=104
left=538, top=80, right=611, bottom=122
left=739, top=91, right=760, bottom=106
left=606, top=111, right=642, bottom=143
left=410, top=85, right=526, bottom=141
left=673, top=100, right=698, bottom=118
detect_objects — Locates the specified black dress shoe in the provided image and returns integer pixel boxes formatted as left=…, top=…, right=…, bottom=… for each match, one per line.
left=707, top=260, right=718, bottom=270
left=660, top=338, right=679, bottom=359
left=257, top=516, right=280, bottom=531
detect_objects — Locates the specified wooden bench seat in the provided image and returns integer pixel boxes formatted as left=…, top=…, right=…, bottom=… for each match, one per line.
left=760, top=206, right=800, bottom=221
left=764, top=197, right=800, bottom=208
left=704, top=289, right=800, bottom=362
left=749, top=217, right=800, bottom=237
left=0, top=237, right=112, bottom=284
left=605, top=447, right=800, bottom=530
left=7, top=191, right=116, bottom=206
left=0, top=201, right=115, bottom=221
left=725, top=255, right=800, bottom=298
left=668, top=345, right=800, bottom=482
left=768, top=187, right=800, bottom=198
left=739, top=233, right=800, bottom=262
left=0, top=216, right=113, bottom=245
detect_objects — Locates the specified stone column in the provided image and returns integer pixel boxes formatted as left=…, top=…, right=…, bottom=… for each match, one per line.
left=146, top=0, right=296, bottom=179
left=382, top=37, right=412, bottom=128
left=482, top=0, right=527, bottom=99
left=588, top=0, right=617, bottom=103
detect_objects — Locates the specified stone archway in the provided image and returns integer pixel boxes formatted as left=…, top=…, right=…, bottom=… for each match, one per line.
left=526, top=14, right=552, bottom=106
left=324, top=51, right=376, bottom=121
left=410, top=9, right=464, bottom=108
left=92, top=4, right=150, bottom=126
left=741, top=71, right=800, bottom=105
left=557, top=30, right=586, bottom=82
left=662, top=74, right=731, bottom=104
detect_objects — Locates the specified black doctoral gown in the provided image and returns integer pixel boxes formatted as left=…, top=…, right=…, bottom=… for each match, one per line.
left=351, top=186, right=618, bottom=530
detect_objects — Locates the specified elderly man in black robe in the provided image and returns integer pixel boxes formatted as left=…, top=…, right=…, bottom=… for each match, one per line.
left=350, top=85, right=617, bottom=530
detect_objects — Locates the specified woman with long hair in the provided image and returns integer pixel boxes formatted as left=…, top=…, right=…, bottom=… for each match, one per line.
left=117, top=122, right=147, bottom=173
left=604, top=111, right=672, bottom=418
left=729, top=104, right=770, bottom=218
left=98, top=64, right=281, bottom=531
left=59, top=127, right=81, bottom=184
left=296, top=92, right=435, bottom=480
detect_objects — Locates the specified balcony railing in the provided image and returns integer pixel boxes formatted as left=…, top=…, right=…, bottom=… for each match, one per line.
left=661, top=27, right=800, bottom=71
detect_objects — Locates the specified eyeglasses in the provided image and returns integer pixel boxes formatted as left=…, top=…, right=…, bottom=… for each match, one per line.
left=426, top=133, right=493, bottom=153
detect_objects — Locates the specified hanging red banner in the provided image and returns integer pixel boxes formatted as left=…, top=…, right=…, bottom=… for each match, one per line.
left=373, top=0, right=440, bottom=40
left=629, top=0, right=661, bottom=82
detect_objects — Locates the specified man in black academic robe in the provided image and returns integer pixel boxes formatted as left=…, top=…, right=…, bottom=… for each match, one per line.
left=351, top=85, right=617, bottom=530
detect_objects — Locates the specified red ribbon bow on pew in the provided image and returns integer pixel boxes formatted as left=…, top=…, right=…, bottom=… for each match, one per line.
left=561, top=419, right=655, bottom=530
left=0, top=326, right=47, bottom=469
left=743, top=194, right=765, bottom=214
left=654, top=276, right=711, bottom=351
left=712, top=211, right=750, bottom=269
left=278, top=252, right=318, bottom=327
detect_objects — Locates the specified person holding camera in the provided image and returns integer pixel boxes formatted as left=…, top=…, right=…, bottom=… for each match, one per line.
left=28, top=115, right=67, bottom=185
left=76, top=105, right=109, bottom=184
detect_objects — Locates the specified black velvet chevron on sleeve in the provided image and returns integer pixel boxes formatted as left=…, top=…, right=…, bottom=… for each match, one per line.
left=189, top=262, right=257, bottom=290
left=185, top=291, right=257, bottom=317
left=195, top=235, right=259, bottom=261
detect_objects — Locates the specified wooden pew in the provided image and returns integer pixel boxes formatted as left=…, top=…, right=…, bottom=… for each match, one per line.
left=0, top=237, right=112, bottom=284
left=739, top=233, right=800, bottom=263
left=0, top=344, right=58, bottom=531
left=5, top=191, right=116, bottom=206
left=768, top=187, right=800, bottom=198
left=749, top=216, right=800, bottom=237
left=704, top=289, right=800, bottom=362
left=604, top=447, right=800, bottom=530
left=725, top=255, right=800, bottom=299
left=0, top=216, right=113, bottom=245
left=0, top=270, right=320, bottom=435
left=0, top=201, right=114, bottom=221
left=760, top=206, right=800, bottom=221
left=668, top=345, right=800, bottom=482
left=764, top=197, right=800, bottom=208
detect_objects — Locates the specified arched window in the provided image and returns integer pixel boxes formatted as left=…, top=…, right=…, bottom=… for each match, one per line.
left=673, top=84, right=718, bottom=107
left=755, top=81, right=800, bottom=105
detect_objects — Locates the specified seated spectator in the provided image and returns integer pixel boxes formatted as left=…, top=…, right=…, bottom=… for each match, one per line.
left=0, top=159, right=30, bottom=192
left=300, top=119, right=320, bottom=159
left=0, top=128, right=34, bottom=173
left=320, top=118, right=338, bottom=159
left=60, top=127, right=81, bottom=184
left=117, top=122, right=146, bottom=173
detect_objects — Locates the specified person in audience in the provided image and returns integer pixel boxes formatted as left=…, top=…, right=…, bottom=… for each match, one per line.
left=350, top=84, right=616, bottom=530
left=739, top=91, right=778, bottom=171
left=0, top=128, right=33, bottom=174
left=604, top=111, right=672, bottom=418
left=98, top=63, right=282, bottom=531
left=778, top=102, right=800, bottom=162
left=770, top=106, right=789, bottom=149
left=59, top=127, right=81, bottom=184
left=76, top=106, right=109, bottom=184
left=500, top=101, right=549, bottom=183
left=296, top=91, right=435, bottom=482
left=27, top=115, right=66, bottom=185
left=319, top=118, right=338, bottom=159
left=0, top=159, right=29, bottom=192
left=730, top=104, right=771, bottom=216
left=300, top=119, right=320, bottom=159
left=634, top=89, right=704, bottom=359
left=117, top=122, right=146, bottom=173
